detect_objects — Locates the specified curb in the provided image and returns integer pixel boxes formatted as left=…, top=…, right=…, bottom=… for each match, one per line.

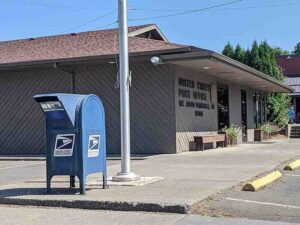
left=242, top=170, right=282, bottom=192
left=0, top=198, right=190, bottom=214
left=284, top=159, right=300, bottom=171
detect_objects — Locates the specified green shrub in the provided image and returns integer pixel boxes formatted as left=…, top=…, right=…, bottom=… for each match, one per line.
left=261, top=123, right=281, bottom=135
left=224, top=125, right=241, bottom=138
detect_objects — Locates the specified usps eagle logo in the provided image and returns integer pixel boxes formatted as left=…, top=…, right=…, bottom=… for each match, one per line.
left=54, top=134, right=75, bottom=157
left=88, top=135, right=100, bottom=157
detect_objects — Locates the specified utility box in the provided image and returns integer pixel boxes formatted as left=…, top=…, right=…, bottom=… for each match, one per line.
left=34, top=93, right=108, bottom=194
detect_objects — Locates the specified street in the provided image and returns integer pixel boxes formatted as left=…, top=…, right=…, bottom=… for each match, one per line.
left=0, top=205, right=296, bottom=225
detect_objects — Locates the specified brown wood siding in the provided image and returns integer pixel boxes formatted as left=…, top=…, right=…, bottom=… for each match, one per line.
left=0, top=62, right=176, bottom=155
left=74, top=62, right=176, bottom=154
left=0, top=69, right=71, bottom=155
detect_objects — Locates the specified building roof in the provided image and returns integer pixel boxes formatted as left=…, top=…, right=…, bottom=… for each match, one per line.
left=0, top=24, right=188, bottom=67
left=0, top=24, right=292, bottom=93
left=290, top=86, right=300, bottom=95
left=276, top=55, right=300, bottom=76
left=286, top=77, right=300, bottom=86
left=285, top=77, right=300, bottom=96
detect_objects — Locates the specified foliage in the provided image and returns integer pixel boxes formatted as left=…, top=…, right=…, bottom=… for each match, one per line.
left=221, top=41, right=291, bottom=127
left=224, top=125, right=241, bottom=138
left=260, top=123, right=281, bottom=134
left=273, top=47, right=289, bottom=56
left=267, top=93, right=290, bottom=127
left=234, top=44, right=245, bottom=63
left=260, top=123, right=272, bottom=134
left=222, top=42, right=235, bottom=58
left=293, top=42, right=300, bottom=55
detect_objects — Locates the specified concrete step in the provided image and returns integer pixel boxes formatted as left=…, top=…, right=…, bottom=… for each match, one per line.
left=290, top=136, right=300, bottom=139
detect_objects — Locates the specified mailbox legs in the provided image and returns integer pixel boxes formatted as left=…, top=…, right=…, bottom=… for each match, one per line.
left=103, top=173, right=109, bottom=189
left=79, top=176, right=86, bottom=194
left=46, top=174, right=108, bottom=194
left=46, top=176, right=52, bottom=194
left=70, top=175, right=76, bottom=188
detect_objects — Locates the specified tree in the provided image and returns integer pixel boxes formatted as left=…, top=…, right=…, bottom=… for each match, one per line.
left=221, top=40, right=291, bottom=127
left=244, top=49, right=252, bottom=67
left=273, top=47, right=289, bottom=56
left=222, top=42, right=235, bottom=58
left=293, top=42, right=300, bottom=54
left=234, top=44, right=245, bottom=63
left=267, top=92, right=290, bottom=127
left=250, top=41, right=262, bottom=71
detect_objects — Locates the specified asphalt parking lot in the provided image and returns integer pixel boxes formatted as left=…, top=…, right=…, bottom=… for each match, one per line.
left=202, top=168, right=300, bottom=223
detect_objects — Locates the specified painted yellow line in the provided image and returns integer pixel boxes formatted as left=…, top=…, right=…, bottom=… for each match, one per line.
left=284, top=159, right=300, bottom=171
left=242, top=170, right=282, bottom=192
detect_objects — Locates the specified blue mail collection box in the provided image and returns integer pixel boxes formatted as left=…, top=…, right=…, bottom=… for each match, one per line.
left=34, top=93, right=108, bottom=194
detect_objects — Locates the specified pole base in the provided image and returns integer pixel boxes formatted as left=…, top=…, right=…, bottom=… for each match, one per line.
left=112, top=172, right=140, bottom=182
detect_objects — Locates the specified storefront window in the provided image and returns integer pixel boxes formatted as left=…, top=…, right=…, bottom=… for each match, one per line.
left=253, top=93, right=267, bottom=128
left=241, top=90, right=247, bottom=141
left=257, top=93, right=261, bottom=128
left=261, top=94, right=266, bottom=125
left=253, top=93, right=257, bottom=128
left=217, top=85, right=229, bottom=130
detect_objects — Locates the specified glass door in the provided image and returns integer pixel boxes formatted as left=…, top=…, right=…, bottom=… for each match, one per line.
left=241, top=90, right=247, bottom=141
left=217, top=85, right=229, bottom=130
left=257, top=93, right=262, bottom=127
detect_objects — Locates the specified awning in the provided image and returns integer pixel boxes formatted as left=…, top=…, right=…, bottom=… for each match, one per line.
left=161, top=50, right=293, bottom=93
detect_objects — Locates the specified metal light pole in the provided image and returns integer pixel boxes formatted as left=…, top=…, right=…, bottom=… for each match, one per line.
left=112, top=0, right=139, bottom=182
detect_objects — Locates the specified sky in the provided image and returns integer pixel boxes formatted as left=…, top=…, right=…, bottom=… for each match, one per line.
left=0, top=0, right=299, bottom=53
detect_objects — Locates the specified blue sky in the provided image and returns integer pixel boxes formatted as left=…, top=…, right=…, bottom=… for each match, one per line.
left=0, top=0, right=299, bottom=53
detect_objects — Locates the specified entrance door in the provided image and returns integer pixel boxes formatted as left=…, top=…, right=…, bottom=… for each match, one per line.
left=241, top=90, right=247, bottom=141
left=217, top=85, right=229, bottom=130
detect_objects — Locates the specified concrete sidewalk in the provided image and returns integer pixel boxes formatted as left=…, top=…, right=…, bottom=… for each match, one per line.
left=0, top=139, right=299, bottom=214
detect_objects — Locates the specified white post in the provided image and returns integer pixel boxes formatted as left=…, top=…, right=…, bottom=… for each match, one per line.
left=112, top=0, right=139, bottom=182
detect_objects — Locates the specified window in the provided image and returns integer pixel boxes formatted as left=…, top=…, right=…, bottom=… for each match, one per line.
left=217, top=85, right=229, bottom=130
left=253, top=93, right=257, bottom=128
left=253, top=93, right=267, bottom=128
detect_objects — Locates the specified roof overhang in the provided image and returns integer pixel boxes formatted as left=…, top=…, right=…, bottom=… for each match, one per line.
left=161, top=50, right=293, bottom=93
left=0, top=46, right=191, bottom=71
